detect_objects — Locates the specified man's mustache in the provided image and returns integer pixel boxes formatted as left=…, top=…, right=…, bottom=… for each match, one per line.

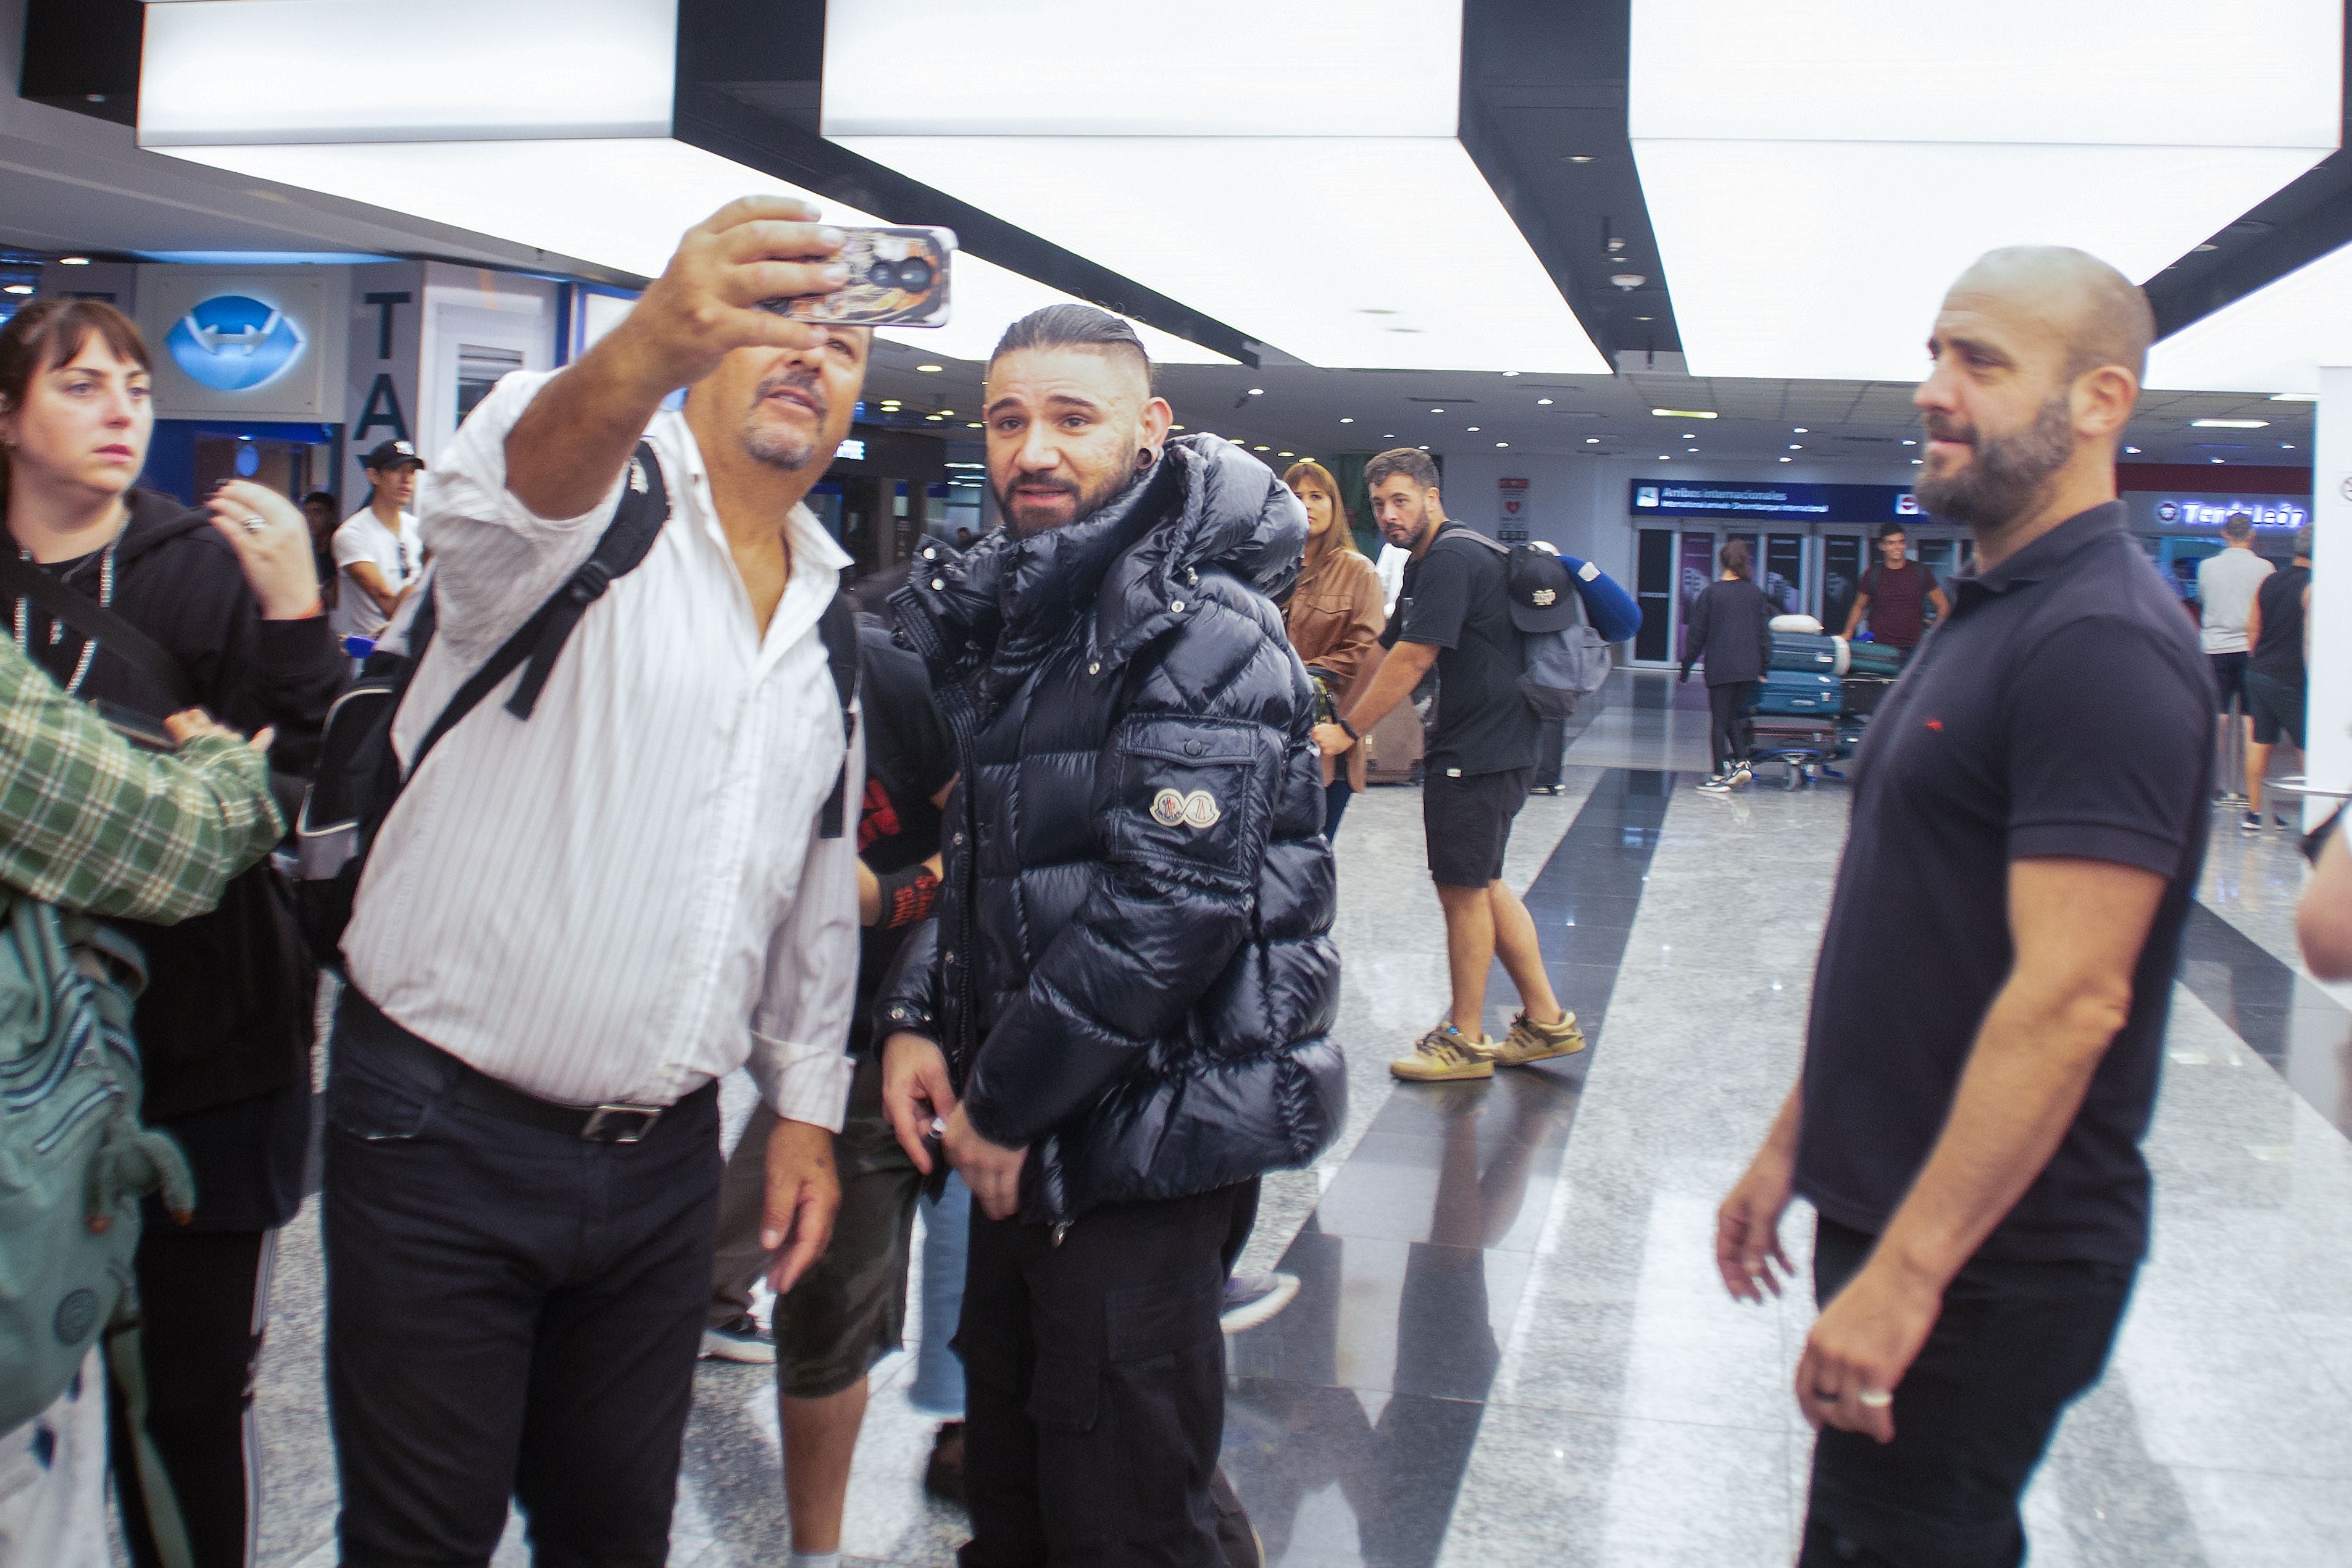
left=1922, top=416, right=1975, bottom=446
left=756, top=372, right=828, bottom=421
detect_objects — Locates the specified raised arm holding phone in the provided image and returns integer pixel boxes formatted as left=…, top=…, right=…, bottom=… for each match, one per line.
left=322, top=198, right=876, bottom=1567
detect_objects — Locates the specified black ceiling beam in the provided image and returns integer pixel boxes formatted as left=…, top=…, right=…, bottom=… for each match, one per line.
left=19, top=0, right=143, bottom=127
left=2146, top=2, right=2352, bottom=338
left=673, top=0, right=1259, bottom=367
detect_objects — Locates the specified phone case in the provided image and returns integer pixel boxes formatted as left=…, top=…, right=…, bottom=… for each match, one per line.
left=767, top=226, right=956, bottom=328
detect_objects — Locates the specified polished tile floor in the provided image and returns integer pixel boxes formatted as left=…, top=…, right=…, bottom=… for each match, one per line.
left=219, top=672, right=2352, bottom=1567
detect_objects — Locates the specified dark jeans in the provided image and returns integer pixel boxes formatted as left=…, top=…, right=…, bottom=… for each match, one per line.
left=323, top=995, right=722, bottom=1567
left=1798, top=1218, right=2135, bottom=1568
left=1708, top=681, right=1756, bottom=773
left=1324, top=777, right=1353, bottom=838
left=108, top=1227, right=278, bottom=1568
left=956, top=1180, right=1257, bottom=1568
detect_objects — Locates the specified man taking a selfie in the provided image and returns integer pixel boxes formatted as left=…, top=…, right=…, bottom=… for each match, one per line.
left=875, top=304, right=1343, bottom=1566
left=325, top=198, right=867, bottom=1566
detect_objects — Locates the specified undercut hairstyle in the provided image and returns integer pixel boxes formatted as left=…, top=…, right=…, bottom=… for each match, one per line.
left=1877, top=523, right=1907, bottom=542
left=2222, top=514, right=2254, bottom=543
left=1365, top=447, right=1440, bottom=492
left=1720, top=538, right=1751, bottom=577
left=988, top=304, right=1152, bottom=385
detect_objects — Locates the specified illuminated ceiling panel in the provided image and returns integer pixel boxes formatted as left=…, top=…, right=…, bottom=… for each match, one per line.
left=1629, top=0, right=2342, bottom=382
left=138, top=0, right=1235, bottom=364
left=820, top=0, right=1608, bottom=374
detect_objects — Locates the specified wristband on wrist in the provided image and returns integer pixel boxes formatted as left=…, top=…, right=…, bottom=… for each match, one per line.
left=874, top=862, right=941, bottom=930
left=1336, top=716, right=1360, bottom=742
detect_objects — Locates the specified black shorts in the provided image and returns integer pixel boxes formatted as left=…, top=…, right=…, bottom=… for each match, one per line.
left=2245, top=669, right=2306, bottom=748
left=2208, top=651, right=2249, bottom=714
left=1424, top=765, right=1532, bottom=888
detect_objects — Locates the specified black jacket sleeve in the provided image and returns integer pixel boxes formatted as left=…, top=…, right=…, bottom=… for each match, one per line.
left=873, top=915, right=941, bottom=1042
left=1680, top=584, right=1712, bottom=678
left=960, top=597, right=1303, bottom=1148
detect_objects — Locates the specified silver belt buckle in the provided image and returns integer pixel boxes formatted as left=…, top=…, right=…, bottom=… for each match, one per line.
left=582, top=1103, right=664, bottom=1143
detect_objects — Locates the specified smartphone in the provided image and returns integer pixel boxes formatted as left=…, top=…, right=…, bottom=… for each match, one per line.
left=762, top=225, right=956, bottom=328
left=94, top=701, right=175, bottom=753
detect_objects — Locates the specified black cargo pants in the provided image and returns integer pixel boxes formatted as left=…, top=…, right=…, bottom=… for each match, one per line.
left=956, top=1180, right=1257, bottom=1568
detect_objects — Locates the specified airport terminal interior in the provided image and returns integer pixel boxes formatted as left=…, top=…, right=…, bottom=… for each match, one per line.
left=1, top=1, right=2350, bottom=1566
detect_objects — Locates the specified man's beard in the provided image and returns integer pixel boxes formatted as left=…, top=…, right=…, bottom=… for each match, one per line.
left=741, top=370, right=828, bottom=471
left=1914, top=395, right=2074, bottom=528
left=994, top=467, right=1135, bottom=538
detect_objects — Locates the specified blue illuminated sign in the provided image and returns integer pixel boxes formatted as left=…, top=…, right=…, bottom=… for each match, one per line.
left=1629, top=480, right=1919, bottom=522
left=164, top=294, right=305, bottom=392
left=2141, top=494, right=2309, bottom=530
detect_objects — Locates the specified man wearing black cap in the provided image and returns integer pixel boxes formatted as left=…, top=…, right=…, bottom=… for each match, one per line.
left=1312, top=447, right=1584, bottom=1082
left=329, top=438, right=425, bottom=643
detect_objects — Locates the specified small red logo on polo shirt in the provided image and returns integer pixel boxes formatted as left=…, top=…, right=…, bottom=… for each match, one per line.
left=1925, top=719, right=1944, bottom=731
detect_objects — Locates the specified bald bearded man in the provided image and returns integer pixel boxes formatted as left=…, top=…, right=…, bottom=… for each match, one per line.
left=1714, top=248, right=2212, bottom=1567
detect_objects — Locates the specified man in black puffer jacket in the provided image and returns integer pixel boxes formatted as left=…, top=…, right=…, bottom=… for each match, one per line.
left=876, top=305, right=1342, bottom=1566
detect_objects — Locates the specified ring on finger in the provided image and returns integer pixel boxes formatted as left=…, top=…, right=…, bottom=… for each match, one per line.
left=241, top=514, right=266, bottom=533
left=1857, top=1390, right=1893, bottom=1409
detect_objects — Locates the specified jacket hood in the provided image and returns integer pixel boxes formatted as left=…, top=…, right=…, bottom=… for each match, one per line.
left=899, top=435, right=1306, bottom=675
left=119, top=488, right=229, bottom=573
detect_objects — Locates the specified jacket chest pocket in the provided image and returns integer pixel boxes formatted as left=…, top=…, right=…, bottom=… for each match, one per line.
left=1110, top=716, right=1269, bottom=887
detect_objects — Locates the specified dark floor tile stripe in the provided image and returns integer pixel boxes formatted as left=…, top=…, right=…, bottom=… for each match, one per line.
left=2178, top=903, right=2352, bottom=1138
left=1222, top=767, right=1675, bottom=1566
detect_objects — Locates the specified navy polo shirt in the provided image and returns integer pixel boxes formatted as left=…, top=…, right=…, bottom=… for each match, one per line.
left=1796, top=503, right=2213, bottom=1267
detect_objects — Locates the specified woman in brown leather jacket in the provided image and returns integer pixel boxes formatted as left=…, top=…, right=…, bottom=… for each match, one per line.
left=1282, top=461, right=1386, bottom=835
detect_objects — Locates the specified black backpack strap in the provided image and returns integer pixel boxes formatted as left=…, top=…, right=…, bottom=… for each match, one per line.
left=816, top=592, right=860, bottom=840
left=0, top=552, right=194, bottom=708
left=408, top=441, right=670, bottom=775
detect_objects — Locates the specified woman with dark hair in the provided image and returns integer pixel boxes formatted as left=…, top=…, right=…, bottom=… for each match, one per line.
left=299, top=490, right=341, bottom=612
left=0, top=298, right=343, bottom=1568
left=1281, top=460, right=1385, bottom=835
left=1679, top=536, right=1772, bottom=792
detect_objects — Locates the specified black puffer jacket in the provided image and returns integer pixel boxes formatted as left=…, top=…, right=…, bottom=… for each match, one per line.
left=879, top=436, right=1344, bottom=1227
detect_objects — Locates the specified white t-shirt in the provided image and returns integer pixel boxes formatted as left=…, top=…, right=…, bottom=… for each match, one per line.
left=2195, top=544, right=2274, bottom=655
left=330, top=507, right=422, bottom=641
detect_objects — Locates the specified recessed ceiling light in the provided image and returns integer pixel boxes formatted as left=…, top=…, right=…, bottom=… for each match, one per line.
left=2125, top=445, right=2141, bottom=453
left=2282, top=442, right=2296, bottom=449
left=966, top=421, right=982, bottom=427
left=1248, top=387, right=1265, bottom=396
left=1788, top=444, right=1803, bottom=449
left=58, top=257, right=90, bottom=266
left=2193, top=242, right=2220, bottom=252
left=2191, top=418, right=2267, bottom=428
left=1384, top=433, right=1395, bottom=438
left=917, top=364, right=944, bottom=372
left=1467, top=427, right=1480, bottom=432
left=937, top=409, right=954, bottom=416
left=1900, top=438, right=1915, bottom=445
left=1652, top=409, right=1716, bottom=419
left=1278, top=451, right=1294, bottom=457
left=1635, top=315, right=1654, bottom=322
left=1170, top=424, right=1185, bottom=430
left=1658, top=455, right=1671, bottom=461
left=1687, top=446, right=1698, bottom=452
left=1503, top=370, right=1520, bottom=377
left=1780, top=456, right=1792, bottom=462
left=0, top=285, right=30, bottom=296
left=1682, top=432, right=1694, bottom=438
left=1419, top=445, right=1429, bottom=450
left=1496, top=441, right=1508, bottom=448
left=927, top=414, right=944, bottom=421
left=1430, top=407, right=1444, bottom=413
left=1566, top=154, right=1596, bottom=164
left=2270, top=393, right=2319, bottom=402
left=1537, top=398, right=1553, bottom=406
left=1586, top=437, right=1600, bottom=444
left=1911, top=459, right=1922, bottom=465
left=1254, top=444, right=1270, bottom=451
left=2212, top=457, right=2225, bottom=463
left=1340, top=417, right=1354, bottom=423
left=1793, top=427, right=1808, bottom=433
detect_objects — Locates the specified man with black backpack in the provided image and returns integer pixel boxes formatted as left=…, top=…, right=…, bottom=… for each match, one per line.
left=320, top=196, right=870, bottom=1566
left=1312, top=448, right=1586, bottom=1083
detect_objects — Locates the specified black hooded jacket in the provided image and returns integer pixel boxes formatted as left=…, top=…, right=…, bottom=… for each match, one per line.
left=17, top=490, right=345, bottom=1128
left=878, top=436, right=1344, bottom=1226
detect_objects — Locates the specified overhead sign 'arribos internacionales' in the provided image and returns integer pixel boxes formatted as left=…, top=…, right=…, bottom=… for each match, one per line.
left=1632, top=480, right=1920, bottom=523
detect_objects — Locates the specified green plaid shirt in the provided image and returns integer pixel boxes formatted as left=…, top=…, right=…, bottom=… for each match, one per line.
left=0, top=640, right=283, bottom=924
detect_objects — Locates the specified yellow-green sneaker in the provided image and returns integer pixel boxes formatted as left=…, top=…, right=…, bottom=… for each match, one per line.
left=1390, top=1024, right=1498, bottom=1082
left=1495, top=1010, right=1587, bottom=1066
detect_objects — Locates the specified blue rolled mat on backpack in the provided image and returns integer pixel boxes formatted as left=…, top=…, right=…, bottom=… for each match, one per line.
left=1553, top=553, right=1643, bottom=643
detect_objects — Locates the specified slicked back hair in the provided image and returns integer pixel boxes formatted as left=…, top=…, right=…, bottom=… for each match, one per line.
left=988, top=304, right=1152, bottom=387
left=1366, top=447, right=1440, bottom=493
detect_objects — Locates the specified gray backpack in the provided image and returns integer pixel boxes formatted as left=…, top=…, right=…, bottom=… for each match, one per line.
left=1463, top=535, right=1614, bottom=718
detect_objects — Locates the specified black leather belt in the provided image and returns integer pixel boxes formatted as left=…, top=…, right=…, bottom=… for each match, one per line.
left=340, top=986, right=707, bottom=1145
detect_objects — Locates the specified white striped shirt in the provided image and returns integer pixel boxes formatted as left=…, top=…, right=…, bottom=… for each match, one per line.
left=342, top=370, right=859, bottom=1128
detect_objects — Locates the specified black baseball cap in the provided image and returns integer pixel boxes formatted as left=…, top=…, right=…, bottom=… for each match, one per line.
left=1502, top=542, right=1583, bottom=634
left=361, top=438, right=424, bottom=470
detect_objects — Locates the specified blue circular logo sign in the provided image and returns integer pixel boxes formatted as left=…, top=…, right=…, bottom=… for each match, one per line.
left=164, top=294, right=305, bottom=392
